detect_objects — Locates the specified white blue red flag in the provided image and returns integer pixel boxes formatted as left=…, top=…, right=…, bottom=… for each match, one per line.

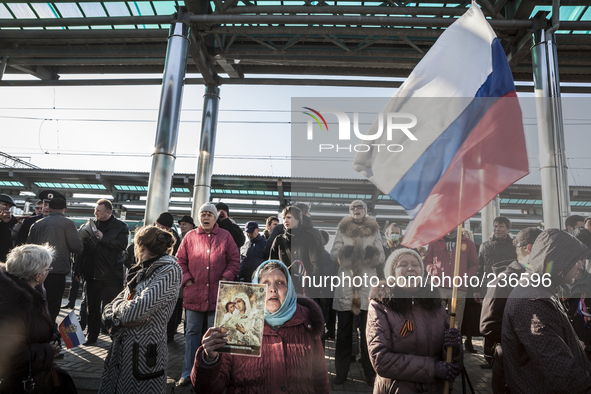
left=353, top=1, right=529, bottom=249
left=58, top=310, right=86, bottom=348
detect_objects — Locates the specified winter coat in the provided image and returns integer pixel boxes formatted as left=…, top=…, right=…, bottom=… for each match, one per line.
left=176, top=223, right=240, bottom=312
left=239, top=234, right=267, bottom=282
left=566, top=269, right=591, bottom=362
left=424, top=235, right=478, bottom=291
left=78, top=215, right=129, bottom=282
left=264, top=223, right=284, bottom=259
left=0, top=216, right=17, bottom=263
left=192, top=297, right=329, bottom=394
left=480, top=260, right=525, bottom=345
left=367, top=285, right=454, bottom=394
left=27, top=212, right=84, bottom=275
left=0, top=270, right=55, bottom=394
left=270, top=226, right=324, bottom=298
left=14, top=214, right=43, bottom=247
left=264, top=216, right=323, bottom=261
left=477, top=236, right=516, bottom=294
left=99, top=254, right=182, bottom=394
left=217, top=217, right=246, bottom=249
left=503, top=229, right=591, bottom=394
left=331, top=216, right=385, bottom=313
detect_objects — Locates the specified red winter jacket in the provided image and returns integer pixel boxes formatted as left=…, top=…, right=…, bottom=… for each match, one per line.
left=192, top=297, right=329, bottom=394
left=423, top=236, right=478, bottom=291
left=177, top=224, right=240, bottom=312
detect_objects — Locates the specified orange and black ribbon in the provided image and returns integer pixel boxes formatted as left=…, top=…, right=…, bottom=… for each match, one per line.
left=400, top=320, right=414, bottom=337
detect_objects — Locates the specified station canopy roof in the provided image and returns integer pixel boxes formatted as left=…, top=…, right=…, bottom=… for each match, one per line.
left=2, top=0, right=591, bottom=91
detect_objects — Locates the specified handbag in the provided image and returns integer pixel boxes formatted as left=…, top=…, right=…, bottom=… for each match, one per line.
left=43, top=365, right=77, bottom=394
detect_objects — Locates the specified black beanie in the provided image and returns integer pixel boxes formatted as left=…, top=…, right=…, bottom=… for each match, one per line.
left=156, top=212, right=174, bottom=228
left=216, top=202, right=230, bottom=216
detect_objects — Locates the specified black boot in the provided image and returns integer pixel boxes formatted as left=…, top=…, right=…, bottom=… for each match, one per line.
left=464, top=337, right=477, bottom=353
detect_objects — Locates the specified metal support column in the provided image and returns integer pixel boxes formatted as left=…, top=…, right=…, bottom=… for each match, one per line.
left=481, top=196, right=499, bottom=241
left=144, top=14, right=190, bottom=225
left=0, top=57, right=8, bottom=80
left=191, top=85, right=221, bottom=217
left=531, top=9, right=570, bottom=230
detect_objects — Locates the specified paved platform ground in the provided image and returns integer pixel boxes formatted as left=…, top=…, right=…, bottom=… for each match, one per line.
left=55, top=299, right=493, bottom=394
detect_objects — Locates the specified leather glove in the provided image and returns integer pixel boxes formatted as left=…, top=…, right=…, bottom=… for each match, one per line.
left=342, top=245, right=355, bottom=257
left=444, top=328, right=462, bottom=348
left=365, top=245, right=375, bottom=260
left=434, top=361, right=461, bottom=381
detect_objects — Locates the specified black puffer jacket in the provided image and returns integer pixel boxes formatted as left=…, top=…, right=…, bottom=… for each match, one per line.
left=217, top=218, right=245, bottom=249
left=77, top=216, right=129, bottom=281
left=477, top=235, right=516, bottom=293
left=0, top=269, right=55, bottom=394
left=270, top=226, right=323, bottom=298
left=503, top=229, right=591, bottom=394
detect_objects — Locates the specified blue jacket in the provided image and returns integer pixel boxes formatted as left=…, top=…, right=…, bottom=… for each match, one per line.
left=238, top=234, right=267, bottom=282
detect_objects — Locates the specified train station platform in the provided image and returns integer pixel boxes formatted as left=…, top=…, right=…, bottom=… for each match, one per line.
left=55, top=300, right=493, bottom=394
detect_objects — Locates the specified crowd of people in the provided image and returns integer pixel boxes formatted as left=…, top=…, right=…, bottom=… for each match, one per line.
left=2, top=189, right=591, bottom=393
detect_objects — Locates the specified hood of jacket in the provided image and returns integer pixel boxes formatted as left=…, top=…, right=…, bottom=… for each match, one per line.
left=527, top=228, right=591, bottom=287
left=337, top=215, right=380, bottom=239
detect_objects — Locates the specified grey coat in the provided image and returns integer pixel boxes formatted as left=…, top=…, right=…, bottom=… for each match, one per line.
left=27, top=212, right=84, bottom=274
left=503, top=228, right=591, bottom=394
left=99, top=254, right=182, bottom=394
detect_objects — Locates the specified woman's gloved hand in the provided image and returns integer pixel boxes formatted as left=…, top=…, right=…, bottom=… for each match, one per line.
left=444, top=328, right=462, bottom=348
left=434, top=361, right=461, bottom=381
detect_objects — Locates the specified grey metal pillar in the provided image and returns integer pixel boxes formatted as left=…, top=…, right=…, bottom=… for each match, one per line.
left=481, top=196, right=499, bottom=241
left=0, top=57, right=8, bottom=80
left=531, top=21, right=570, bottom=230
left=144, top=17, right=190, bottom=225
left=191, top=85, right=221, bottom=218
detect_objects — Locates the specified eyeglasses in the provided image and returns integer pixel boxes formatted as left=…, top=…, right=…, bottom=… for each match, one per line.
left=350, top=205, right=365, bottom=211
left=44, top=267, right=53, bottom=273
left=0, top=209, right=10, bottom=214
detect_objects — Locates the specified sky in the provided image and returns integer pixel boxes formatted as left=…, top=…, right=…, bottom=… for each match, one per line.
left=1, top=73, right=591, bottom=187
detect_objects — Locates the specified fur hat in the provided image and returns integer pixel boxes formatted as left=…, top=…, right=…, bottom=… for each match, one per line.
left=198, top=202, right=219, bottom=222
left=349, top=200, right=367, bottom=216
left=384, top=248, right=424, bottom=280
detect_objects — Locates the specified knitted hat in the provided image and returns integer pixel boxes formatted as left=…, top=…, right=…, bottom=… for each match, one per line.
left=155, top=212, right=174, bottom=228
left=199, top=202, right=218, bottom=222
left=216, top=202, right=230, bottom=216
left=384, top=248, right=424, bottom=280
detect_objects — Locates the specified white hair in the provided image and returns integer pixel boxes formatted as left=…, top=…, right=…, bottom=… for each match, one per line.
left=6, top=244, right=54, bottom=281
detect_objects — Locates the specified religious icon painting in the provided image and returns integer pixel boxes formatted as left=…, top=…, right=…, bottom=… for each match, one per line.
left=214, top=281, right=267, bottom=357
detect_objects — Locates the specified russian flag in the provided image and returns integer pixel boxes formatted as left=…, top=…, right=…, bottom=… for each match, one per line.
left=353, top=1, right=529, bottom=249
left=58, top=310, right=86, bottom=348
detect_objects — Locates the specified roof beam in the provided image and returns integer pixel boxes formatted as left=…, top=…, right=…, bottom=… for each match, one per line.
left=188, top=29, right=220, bottom=85
left=8, top=64, right=58, bottom=80
left=214, top=57, right=244, bottom=78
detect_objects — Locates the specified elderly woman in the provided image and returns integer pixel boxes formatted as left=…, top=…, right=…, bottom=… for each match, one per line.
left=0, top=244, right=61, bottom=394
left=367, top=249, right=462, bottom=394
left=192, top=260, right=329, bottom=393
left=176, top=202, right=240, bottom=386
left=99, top=226, right=181, bottom=393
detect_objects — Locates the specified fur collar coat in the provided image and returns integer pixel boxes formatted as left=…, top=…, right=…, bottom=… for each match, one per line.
left=330, top=216, right=385, bottom=313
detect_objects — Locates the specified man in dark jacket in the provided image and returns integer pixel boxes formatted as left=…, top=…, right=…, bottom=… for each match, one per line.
left=480, top=227, right=542, bottom=394
left=503, top=228, right=591, bottom=394
left=0, top=194, right=18, bottom=263
left=238, top=221, right=267, bottom=282
left=475, top=216, right=517, bottom=368
left=77, top=198, right=129, bottom=345
left=215, top=202, right=245, bottom=249
left=27, top=198, right=84, bottom=325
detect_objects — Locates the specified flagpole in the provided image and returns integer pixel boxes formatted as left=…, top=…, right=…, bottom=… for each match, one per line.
left=444, top=165, right=465, bottom=394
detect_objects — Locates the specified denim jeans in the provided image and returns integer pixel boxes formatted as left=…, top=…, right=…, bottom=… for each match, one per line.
left=181, top=310, right=215, bottom=380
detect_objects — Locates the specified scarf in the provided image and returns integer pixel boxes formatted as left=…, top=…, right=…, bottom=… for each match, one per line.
left=252, top=260, right=298, bottom=328
left=125, top=255, right=163, bottom=296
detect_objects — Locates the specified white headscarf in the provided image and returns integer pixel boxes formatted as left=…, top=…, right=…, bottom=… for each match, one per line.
left=231, top=292, right=251, bottom=315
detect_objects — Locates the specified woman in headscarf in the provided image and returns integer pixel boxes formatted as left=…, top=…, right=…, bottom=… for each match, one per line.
left=367, top=249, right=463, bottom=394
left=99, top=226, right=182, bottom=394
left=192, top=260, right=329, bottom=394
